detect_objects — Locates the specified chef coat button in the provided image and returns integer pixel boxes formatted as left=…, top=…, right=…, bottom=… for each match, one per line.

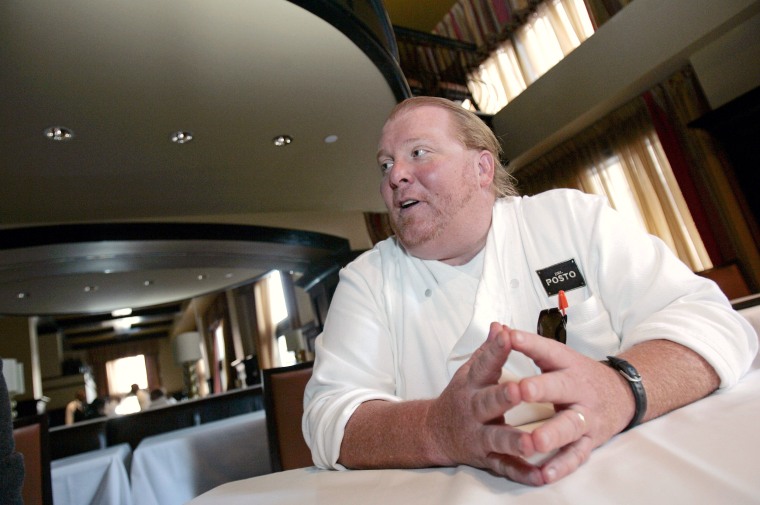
left=510, top=279, right=519, bottom=288
left=424, top=289, right=432, bottom=297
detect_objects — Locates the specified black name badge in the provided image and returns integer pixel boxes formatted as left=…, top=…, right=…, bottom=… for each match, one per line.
left=536, top=259, right=586, bottom=296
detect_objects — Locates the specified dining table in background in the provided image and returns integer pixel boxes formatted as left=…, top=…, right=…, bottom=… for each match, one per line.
left=51, top=442, right=132, bottom=505
left=129, top=409, right=270, bottom=505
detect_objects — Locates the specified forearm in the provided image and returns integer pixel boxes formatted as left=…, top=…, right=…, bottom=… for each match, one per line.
left=618, top=339, right=720, bottom=424
left=338, top=399, right=446, bottom=469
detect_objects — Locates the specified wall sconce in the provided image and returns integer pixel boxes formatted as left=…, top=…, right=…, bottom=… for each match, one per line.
left=173, top=332, right=202, bottom=399
left=2, top=358, right=25, bottom=419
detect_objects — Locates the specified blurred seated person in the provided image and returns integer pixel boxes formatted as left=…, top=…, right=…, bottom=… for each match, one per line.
left=148, top=388, right=176, bottom=409
left=85, top=397, right=107, bottom=420
left=115, top=384, right=148, bottom=415
left=132, top=383, right=151, bottom=411
left=64, top=389, right=87, bottom=425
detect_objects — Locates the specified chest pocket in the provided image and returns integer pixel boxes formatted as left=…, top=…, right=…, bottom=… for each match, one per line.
left=565, top=295, right=620, bottom=359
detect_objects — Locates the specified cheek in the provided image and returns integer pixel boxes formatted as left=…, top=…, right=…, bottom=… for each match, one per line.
left=380, top=179, right=392, bottom=204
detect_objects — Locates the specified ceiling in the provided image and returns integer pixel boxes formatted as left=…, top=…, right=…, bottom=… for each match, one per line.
left=1, top=0, right=427, bottom=334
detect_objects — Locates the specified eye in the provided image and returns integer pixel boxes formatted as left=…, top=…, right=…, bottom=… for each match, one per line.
left=379, top=160, right=393, bottom=174
left=411, top=148, right=427, bottom=158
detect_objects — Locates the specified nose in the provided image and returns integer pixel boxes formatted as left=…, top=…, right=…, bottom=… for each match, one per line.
left=387, top=159, right=413, bottom=189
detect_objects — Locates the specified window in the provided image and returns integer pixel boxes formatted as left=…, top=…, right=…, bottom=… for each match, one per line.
left=106, top=354, right=148, bottom=415
left=106, top=354, right=147, bottom=395
left=265, top=270, right=297, bottom=367
left=517, top=98, right=713, bottom=272
left=585, top=153, right=648, bottom=233
left=467, top=0, right=595, bottom=113
left=267, top=270, right=288, bottom=327
left=212, top=323, right=228, bottom=393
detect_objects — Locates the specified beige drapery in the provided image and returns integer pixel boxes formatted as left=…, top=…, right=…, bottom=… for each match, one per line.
left=647, top=68, right=760, bottom=287
left=515, top=97, right=712, bottom=272
left=253, top=274, right=278, bottom=370
left=465, top=0, right=595, bottom=113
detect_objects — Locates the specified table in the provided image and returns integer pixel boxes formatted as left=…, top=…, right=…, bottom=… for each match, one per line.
left=51, top=443, right=132, bottom=505
left=130, top=409, right=270, bottom=505
left=189, top=360, right=760, bottom=505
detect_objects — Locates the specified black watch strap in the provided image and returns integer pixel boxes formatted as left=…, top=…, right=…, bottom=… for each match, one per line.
left=605, top=356, right=647, bottom=431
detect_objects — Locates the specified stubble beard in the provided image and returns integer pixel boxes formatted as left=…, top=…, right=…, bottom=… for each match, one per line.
left=391, top=174, right=479, bottom=255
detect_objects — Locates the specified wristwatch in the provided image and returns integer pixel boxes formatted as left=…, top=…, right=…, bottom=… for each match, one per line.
left=605, top=356, right=647, bottom=431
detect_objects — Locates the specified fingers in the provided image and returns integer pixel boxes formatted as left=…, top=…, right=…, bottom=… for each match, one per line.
left=509, top=328, right=569, bottom=372
left=470, top=381, right=522, bottom=424
left=530, top=408, right=589, bottom=454
left=486, top=453, right=545, bottom=487
left=481, top=423, right=534, bottom=458
left=509, top=330, right=586, bottom=405
left=467, top=322, right=512, bottom=387
left=539, top=434, right=594, bottom=484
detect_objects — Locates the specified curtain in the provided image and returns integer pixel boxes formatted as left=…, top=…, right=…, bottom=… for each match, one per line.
left=647, top=67, right=760, bottom=288
left=253, top=274, right=278, bottom=370
left=516, top=97, right=712, bottom=272
left=462, top=0, right=595, bottom=113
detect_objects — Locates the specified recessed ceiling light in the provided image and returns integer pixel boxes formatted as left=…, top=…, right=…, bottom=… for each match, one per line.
left=170, top=131, right=194, bottom=144
left=112, top=308, right=132, bottom=317
left=16, top=292, right=30, bottom=299
left=44, top=126, right=74, bottom=141
left=84, top=285, right=99, bottom=292
left=143, top=280, right=154, bottom=286
left=272, top=135, right=292, bottom=147
left=197, top=274, right=207, bottom=280
left=324, top=134, right=338, bottom=144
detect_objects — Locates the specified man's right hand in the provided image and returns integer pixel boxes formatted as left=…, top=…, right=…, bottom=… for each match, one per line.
left=338, top=322, right=543, bottom=485
left=425, top=322, right=543, bottom=485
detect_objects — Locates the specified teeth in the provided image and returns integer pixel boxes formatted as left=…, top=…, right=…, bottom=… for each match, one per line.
left=400, top=200, right=418, bottom=208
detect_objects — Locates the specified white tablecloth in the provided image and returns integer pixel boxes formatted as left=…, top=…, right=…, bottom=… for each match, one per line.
left=130, top=409, right=270, bottom=505
left=52, top=443, right=132, bottom=505
left=189, top=362, right=760, bottom=505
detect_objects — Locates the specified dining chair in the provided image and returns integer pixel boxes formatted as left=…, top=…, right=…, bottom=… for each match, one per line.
left=697, top=261, right=752, bottom=301
left=263, top=361, right=314, bottom=472
left=12, top=414, right=53, bottom=505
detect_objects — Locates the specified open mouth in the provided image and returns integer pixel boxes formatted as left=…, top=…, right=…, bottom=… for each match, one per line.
left=400, top=199, right=419, bottom=209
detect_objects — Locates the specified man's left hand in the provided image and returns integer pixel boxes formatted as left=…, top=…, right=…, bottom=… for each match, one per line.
left=506, top=328, right=634, bottom=484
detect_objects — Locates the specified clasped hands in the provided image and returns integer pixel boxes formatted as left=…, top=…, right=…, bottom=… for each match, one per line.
left=426, top=322, right=631, bottom=486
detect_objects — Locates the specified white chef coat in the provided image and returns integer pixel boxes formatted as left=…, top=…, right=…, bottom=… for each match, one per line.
left=303, top=189, right=758, bottom=469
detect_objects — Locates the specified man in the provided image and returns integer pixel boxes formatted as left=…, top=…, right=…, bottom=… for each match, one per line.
left=303, top=97, right=757, bottom=486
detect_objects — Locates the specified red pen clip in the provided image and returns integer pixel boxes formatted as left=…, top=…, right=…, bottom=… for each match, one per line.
left=558, top=290, right=568, bottom=316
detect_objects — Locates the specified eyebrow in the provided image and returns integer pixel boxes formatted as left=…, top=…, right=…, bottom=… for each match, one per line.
left=376, top=137, right=426, bottom=161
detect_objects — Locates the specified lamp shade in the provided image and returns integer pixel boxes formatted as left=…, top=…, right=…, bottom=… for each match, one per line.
left=173, top=332, right=202, bottom=364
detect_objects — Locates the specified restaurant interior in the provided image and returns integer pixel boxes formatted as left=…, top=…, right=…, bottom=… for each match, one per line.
left=2, top=1, right=759, bottom=504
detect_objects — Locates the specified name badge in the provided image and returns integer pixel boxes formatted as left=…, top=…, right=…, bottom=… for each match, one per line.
left=536, top=259, right=586, bottom=296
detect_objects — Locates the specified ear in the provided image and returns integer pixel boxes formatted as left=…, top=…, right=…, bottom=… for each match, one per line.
left=476, top=150, right=495, bottom=189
